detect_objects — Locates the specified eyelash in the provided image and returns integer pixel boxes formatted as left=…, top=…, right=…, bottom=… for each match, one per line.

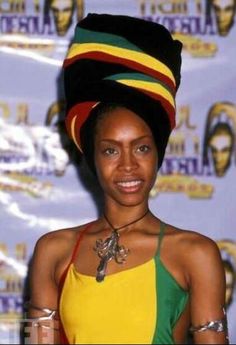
left=136, top=144, right=151, bottom=153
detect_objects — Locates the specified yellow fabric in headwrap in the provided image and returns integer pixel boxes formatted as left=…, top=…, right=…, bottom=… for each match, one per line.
left=65, top=42, right=176, bottom=86
left=70, top=116, right=81, bottom=150
left=116, top=79, right=175, bottom=108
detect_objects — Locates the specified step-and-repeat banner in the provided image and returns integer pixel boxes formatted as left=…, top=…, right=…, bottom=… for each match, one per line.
left=0, top=1, right=236, bottom=343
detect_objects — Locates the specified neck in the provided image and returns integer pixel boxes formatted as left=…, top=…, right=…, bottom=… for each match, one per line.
left=103, top=206, right=149, bottom=233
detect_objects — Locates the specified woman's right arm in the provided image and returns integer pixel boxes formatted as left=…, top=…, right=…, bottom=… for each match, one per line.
left=25, top=233, right=61, bottom=344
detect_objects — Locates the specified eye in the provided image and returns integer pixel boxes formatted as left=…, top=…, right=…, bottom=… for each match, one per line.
left=210, top=147, right=217, bottom=154
left=102, top=147, right=118, bottom=156
left=136, top=144, right=151, bottom=153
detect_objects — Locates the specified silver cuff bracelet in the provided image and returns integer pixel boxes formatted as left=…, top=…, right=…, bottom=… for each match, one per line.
left=190, top=318, right=228, bottom=333
left=24, top=301, right=58, bottom=328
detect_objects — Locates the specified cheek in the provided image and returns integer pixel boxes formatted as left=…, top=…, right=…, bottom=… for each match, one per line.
left=94, top=156, right=113, bottom=182
left=149, top=151, right=158, bottom=172
left=142, top=154, right=158, bottom=182
left=150, top=164, right=158, bottom=185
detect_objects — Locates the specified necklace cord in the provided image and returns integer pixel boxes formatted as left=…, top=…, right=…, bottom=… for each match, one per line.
left=103, top=209, right=149, bottom=232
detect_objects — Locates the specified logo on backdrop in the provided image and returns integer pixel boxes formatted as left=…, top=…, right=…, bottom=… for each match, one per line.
left=203, top=102, right=236, bottom=177
left=217, top=240, right=236, bottom=309
left=1, top=0, right=235, bottom=38
left=139, top=0, right=236, bottom=37
left=206, top=0, right=236, bottom=36
left=0, top=0, right=84, bottom=36
left=44, top=0, right=84, bottom=36
left=151, top=102, right=236, bottom=198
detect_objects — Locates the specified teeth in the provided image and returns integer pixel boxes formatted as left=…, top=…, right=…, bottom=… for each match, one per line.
left=117, top=180, right=141, bottom=187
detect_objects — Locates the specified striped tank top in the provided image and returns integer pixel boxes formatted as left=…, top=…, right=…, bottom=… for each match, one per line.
left=58, top=222, right=189, bottom=344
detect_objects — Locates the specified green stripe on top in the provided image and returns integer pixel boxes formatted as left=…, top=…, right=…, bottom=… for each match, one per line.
left=152, top=222, right=189, bottom=344
left=74, top=27, right=144, bottom=54
left=104, top=73, right=175, bottom=96
left=152, top=256, right=189, bottom=344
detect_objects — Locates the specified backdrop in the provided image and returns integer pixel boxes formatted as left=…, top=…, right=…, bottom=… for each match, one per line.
left=0, top=0, right=236, bottom=343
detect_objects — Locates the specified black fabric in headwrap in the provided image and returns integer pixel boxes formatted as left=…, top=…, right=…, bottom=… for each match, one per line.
left=63, top=13, right=182, bottom=173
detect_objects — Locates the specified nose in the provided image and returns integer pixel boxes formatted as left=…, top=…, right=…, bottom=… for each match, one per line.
left=57, top=11, right=65, bottom=22
left=117, top=150, right=138, bottom=172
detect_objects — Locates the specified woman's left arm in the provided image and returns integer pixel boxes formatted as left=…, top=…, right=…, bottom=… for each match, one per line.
left=187, top=235, right=229, bottom=344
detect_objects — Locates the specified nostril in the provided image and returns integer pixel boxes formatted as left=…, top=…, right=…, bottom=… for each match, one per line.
left=118, top=156, right=138, bottom=171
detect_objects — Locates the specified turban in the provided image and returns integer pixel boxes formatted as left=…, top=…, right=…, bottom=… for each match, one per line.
left=63, top=13, right=182, bottom=171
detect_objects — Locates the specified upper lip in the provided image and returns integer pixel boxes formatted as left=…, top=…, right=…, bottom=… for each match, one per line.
left=115, top=177, right=143, bottom=183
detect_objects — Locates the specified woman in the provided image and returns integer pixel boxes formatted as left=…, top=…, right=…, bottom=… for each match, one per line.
left=27, top=13, right=228, bottom=344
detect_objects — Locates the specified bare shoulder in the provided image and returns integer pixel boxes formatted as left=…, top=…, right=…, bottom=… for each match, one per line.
left=176, top=227, right=220, bottom=260
left=32, top=223, right=92, bottom=263
left=168, top=225, right=223, bottom=275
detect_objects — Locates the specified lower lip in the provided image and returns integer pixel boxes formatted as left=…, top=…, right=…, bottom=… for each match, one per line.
left=116, top=182, right=143, bottom=193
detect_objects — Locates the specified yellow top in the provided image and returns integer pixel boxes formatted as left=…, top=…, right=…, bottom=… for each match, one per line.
left=60, top=259, right=156, bottom=344
left=58, top=222, right=189, bottom=344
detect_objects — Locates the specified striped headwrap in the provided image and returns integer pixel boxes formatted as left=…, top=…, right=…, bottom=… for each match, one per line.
left=64, top=13, right=182, bottom=169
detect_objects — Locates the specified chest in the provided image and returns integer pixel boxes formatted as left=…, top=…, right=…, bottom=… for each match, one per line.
left=73, top=230, right=159, bottom=277
left=59, top=257, right=189, bottom=344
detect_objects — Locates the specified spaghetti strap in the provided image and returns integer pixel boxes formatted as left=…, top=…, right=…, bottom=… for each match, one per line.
left=70, top=222, right=94, bottom=263
left=156, top=221, right=166, bottom=258
left=58, top=222, right=94, bottom=290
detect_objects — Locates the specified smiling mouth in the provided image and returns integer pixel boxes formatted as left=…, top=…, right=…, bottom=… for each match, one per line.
left=117, top=180, right=142, bottom=187
left=115, top=179, right=143, bottom=193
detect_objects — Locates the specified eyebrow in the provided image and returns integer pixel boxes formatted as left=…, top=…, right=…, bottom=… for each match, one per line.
left=99, top=135, right=154, bottom=145
left=213, top=4, right=234, bottom=10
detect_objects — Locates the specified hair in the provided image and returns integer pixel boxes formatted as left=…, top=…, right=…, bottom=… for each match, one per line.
left=80, top=102, right=170, bottom=175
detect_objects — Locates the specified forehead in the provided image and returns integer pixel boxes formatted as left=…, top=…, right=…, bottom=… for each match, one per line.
left=95, top=107, right=153, bottom=138
left=51, top=0, right=73, bottom=9
left=213, top=0, right=235, bottom=8
left=209, top=133, right=232, bottom=149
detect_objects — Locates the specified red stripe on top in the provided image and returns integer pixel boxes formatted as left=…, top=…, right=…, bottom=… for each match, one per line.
left=58, top=222, right=95, bottom=344
left=64, top=51, right=176, bottom=92
left=58, top=222, right=95, bottom=291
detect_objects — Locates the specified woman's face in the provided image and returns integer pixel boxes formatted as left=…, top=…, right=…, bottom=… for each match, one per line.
left=209, top=131, right=233, bottom=176
left=94, top=107, right=158, bottom=207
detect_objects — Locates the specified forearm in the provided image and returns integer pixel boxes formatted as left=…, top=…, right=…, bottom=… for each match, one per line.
left=23, top=320, right=61, bottom=344
left=193, top=331, right=229, bottom=344
left=25, top=303, right=60, bottom=344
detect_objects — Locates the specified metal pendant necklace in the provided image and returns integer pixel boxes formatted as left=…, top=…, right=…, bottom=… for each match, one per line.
left=94, top=209, right=149, bottom=282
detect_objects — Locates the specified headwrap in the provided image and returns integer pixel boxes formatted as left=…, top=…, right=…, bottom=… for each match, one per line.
left=63, top=13, right=182, bottom=171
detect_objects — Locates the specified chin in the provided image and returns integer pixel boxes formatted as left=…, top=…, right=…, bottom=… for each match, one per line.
left=114, top=193, right=149, bottom=207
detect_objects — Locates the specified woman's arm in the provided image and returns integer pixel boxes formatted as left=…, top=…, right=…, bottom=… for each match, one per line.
left=187, top=235, right=228, bottom=344
left=25, top=233, right=61, bottom=344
